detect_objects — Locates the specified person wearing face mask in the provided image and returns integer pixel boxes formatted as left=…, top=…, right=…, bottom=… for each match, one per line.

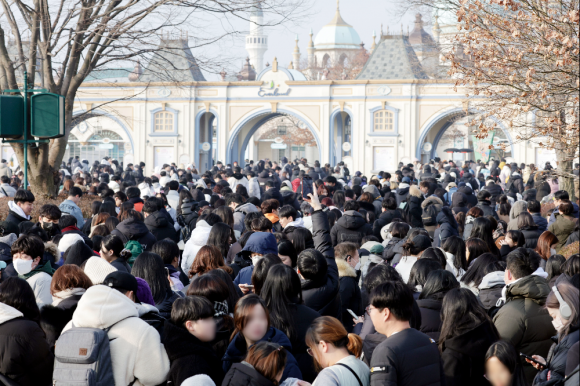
left=163, top=296, right=224, bottom=386
left=334, top=242, right=363, bottom=333
left=527, top=281, right=579, bottom=386
left=222, top=294, right=302, bottom=382
left=35, top=204, right=62, bottom=238
left=10, top=235, right=54, bottom=307
left=233, top=232, right=279, bottom=292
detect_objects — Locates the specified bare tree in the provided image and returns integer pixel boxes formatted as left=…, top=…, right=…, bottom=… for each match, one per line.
left=0, top=0, right=308, bottom=195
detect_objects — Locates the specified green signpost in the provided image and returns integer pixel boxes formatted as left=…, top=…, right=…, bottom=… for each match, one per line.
left=0, top=71, right=65, bottom=189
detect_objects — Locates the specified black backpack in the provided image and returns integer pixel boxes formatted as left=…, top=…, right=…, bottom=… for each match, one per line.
left=399, top=200, right=412, bottom=225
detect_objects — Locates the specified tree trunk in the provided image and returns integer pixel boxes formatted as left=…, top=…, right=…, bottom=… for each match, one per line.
left=556, top=149, right=577, bottom=201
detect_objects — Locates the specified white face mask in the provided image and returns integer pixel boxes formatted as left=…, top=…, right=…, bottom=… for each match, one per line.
left=354, top=261, right=361, bottom=271
left=13, top=258, right=33, bottom=275
left=550, top=248, right=557, bottom=257
left=552, top=316, right=565, bottom=333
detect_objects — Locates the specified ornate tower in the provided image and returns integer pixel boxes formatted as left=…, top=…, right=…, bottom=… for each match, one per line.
left=293, top=35, right=301, bottom=69
left=245, top=3, right=268, bottom=72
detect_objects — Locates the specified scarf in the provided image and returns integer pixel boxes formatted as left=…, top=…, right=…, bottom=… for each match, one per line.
left=52, top=288, right=86, bottom=306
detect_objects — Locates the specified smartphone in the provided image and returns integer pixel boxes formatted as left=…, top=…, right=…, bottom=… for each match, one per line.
left=347, top=309, right=359, bottom=319
left=519, top=353, right=545, bottom=368
left=243, top=284, right=254, bottom=288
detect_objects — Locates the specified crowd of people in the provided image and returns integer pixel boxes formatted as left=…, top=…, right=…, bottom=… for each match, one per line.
left=0, top=154, right=578, bottom=386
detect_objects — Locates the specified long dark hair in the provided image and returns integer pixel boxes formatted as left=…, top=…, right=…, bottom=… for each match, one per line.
left=421, top=247, right=447, bottom=268
left=461, top=253, right=500, bottom=288
left=277, top=240, right=298, bottom=268
left=408, top=259, right=443, bottom=291
left=439, top=288, right=499, bottom=352
left=286, top=228, right=313, bottom=256
left=546, top=255, right=566, bottom=281
left=207, top=223, right=233, bottom=259
left=442, top=236, right=468, bottom=272
left=131, top=252, right=172, bottom=304
left=0, top=277, right=40, bottom=323
left=260, top=264, right=302, bottom=340
left=470, top=218, right=500, bottom=256
left=101, top=234, right=131, bottom=261
left=187, top=272, right=235, bottom=330
left=485, top=341, right=528, bottom=386
left=419, top=270, right=460, bottom=301
left=251, top=254, right=282, bottom=296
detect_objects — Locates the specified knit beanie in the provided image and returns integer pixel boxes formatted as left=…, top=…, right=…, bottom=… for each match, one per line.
left=135, top=277, right=155, bottom=306
left=83, top=256, right=117, bottom=285
left=58, top=233, right=85, bottom=255
left=65, top=240, right=97, bottom=267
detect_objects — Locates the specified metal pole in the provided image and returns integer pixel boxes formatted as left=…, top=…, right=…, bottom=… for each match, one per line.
left=23, top=71, right=28, bottom=190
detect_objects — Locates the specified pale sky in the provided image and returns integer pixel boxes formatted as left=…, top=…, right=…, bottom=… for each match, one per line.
left=198, top=0, right=423, bottom=80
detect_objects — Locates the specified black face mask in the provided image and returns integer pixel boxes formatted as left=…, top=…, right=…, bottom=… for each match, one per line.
left=42, top=222, right=54, bottom=232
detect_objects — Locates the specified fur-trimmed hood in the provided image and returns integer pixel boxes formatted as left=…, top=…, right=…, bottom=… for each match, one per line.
left=409, top=185, right=423, bottom=198
left=44, top=241, right=59, bottom=261
left=421, top=196, right=443, bottom=209
left=336, top=258, right=357, bottom=278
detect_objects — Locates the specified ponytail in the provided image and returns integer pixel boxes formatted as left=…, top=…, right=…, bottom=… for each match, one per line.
left=346, top=333, right=363, bottom=358
left=402, top=239, right=421, bottom=256
left=119, top=248, right=133, bottom=261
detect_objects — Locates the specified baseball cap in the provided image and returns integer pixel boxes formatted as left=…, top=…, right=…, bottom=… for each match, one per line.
left=412, top=235, right=432, bottom=252
left=402, top=177, right=411, bottom=183
left=103, top=271, right=138, bottom=294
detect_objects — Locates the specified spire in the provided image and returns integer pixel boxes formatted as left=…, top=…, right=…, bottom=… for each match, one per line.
left=370, top=30, right=376, bottom=53
left=293, top=35, right=300, bottom=54
left=293, top=35, right=301, bottom=69
left=308, top=28, right=314, bottom=48
left=327, top=0, right=350, bottom=27
left=433, top=14, right=441, bottom=44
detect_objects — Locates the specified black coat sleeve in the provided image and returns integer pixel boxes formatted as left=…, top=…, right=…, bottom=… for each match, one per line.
left=312, top=210, right=334, bottom=258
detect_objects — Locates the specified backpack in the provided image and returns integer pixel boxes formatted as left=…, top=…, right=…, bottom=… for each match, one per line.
left=422, top=204, right=438, bottom=226
left=124, top=240, right=143, bottom=266
left=52, top=320, right=137, bottom=386
left=399, top=201, right=412, bottom=225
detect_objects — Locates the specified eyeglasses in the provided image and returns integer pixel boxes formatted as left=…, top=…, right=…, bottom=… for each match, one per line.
left=365, top=305, right=378, bottom=314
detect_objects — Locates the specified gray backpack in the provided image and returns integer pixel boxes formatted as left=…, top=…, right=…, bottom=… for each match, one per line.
left=53, top=320, right=136, bottom=386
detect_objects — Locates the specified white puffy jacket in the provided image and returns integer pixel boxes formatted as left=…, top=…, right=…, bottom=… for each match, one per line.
left=181, top=220, right=213, bottom=273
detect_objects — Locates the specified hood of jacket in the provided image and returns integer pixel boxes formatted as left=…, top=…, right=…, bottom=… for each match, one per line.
left=116, top=218, right=150, bottom=239
left=451, top=191, right=468, bottom=208
left=396, top=186, right=410, bottom=196
left=241, top=232, right=278, bottom=255
left=437, top=207, right=458, bottom=227
left=336, top=258, right=357, bottom=278
left=71, top=285, right=139, bottom=329
left=189, top=220, right=212, bottom=246
left=409, top=185, right=423, bottom=198
left=0, top=302, right=23, bottom=325
left=509, top=200, right=528, bottom=221
left=479, top=271, right=505, bottom=290
left=506, top=274, right=551, bottom=304
left=421, top=196, right=443, bottom=209
left=363, top=184, right=380, bottom=199
left=144, top=210, right=169, bottom=228
left=138, top=182, right=151, bottom=191
left=458, top=186, right=474, bottom=196
left=8, top=200, right=30, bottom=220
left=232, top=173, right=246, bottom=181
left=234, top=202, right=259, bottom=215
left=337, top=210, right=367, bottom=230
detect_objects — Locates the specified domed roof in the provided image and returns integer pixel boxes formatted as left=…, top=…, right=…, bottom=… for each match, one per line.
left=314, top=2, right=361, bottom=50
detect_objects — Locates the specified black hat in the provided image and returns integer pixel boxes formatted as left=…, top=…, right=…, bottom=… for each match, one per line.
left=64, top=240, right=97, bottom=266
left=103, top=271, right=138, bottom=294
left=412, top=235, right=432, bottom=252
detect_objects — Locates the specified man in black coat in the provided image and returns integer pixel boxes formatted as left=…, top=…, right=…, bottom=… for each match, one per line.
left=330, top=200, right=372, bottom=246
left=372, top=197, right=403, bottom=240
left=366, top=280, right=444, bottom=386
left=482, top=177, right=504, bottom=206
left=457, top=184, right=478, bottom=208
left=143, top=200, right=179, bottom=243
left=476, top=190, right=499, bottom=220
left=111, top=211, right=157, bottom=251
left=407, top=185, right=424, bottom=228
left=261, top=181, right=284, bottom=208
left=5, top=189, right=35, bottom=235
left=335, top=242, right=363, bottom=332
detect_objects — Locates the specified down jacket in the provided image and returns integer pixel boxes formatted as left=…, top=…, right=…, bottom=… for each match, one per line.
left=111, top=217, right=157, bottom=252
left=181, top=220, right=213, bottom=273
left=0, top=302, right=54, bottom=386
left=533, top=327, right=580, bottom=386
left=62, top=285, right=170, bottom=386
left=435, top=207, right=459, bottom=247
left=493, top=275, right=556, bottom=384
left=337, top=258, right=363, bottom=332
left=407, top=185, right=424, bottom=228
left=330, top=210, right=372, bottom=246
left=233, top=202, right=260, bottom=233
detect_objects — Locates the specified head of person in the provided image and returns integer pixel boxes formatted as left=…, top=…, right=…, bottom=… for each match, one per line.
left=14, top=189, right=35, bottom=216
left=68, top=186, right=83, bottom=204
left=546, top=254, right=566, bottom=282
left=408, top=258, right=443, bottom=291
left=334, top=242, right=359, bottom=270
left=131, top=252, right=171, bottom=304
left=100, top=234, right=132, bottom=263
left=553, top=190, right=569, bottom=207
left=442, top=236, right=468, bottom=272
left=189, top=245, right=230, bottom=278
left=461, top=253, right=500, bottom=288
left=534, top=231, right=559, bottom=261
left=305, top=316, right=363, bottom=371
left=11, top=235, right=45, bottom=275
left=465, top=237, right=490, bottom=263
left=103, top=271, right=139, bottom=302
left=527, top=199, right=541, bottom=214
left=277, top=239, right=297, bottom=268
left=233, top=294, right=270, bottom=345
left=421, top=247, right=447, bottom=268
left=504, top=248, right=541, bottom=285
left=545, top=281, right=579, bottom=340
left=278, top=205, right=298, bottom=228
left=251, top=254, right=282, bottom=295
left=559, top=201, right=575, bottom=217
left=439, top=288, right=498, bottom=351
left=477, top=190, right=492, bottom=203
left=50, top=264, right=92, bottom=297
left=402, top=234, right=432, bottom=257
left=485, top=340, right=527, bottom=386
left=0, top=276, right=40, bottom=322
left=297, top=249, right=327, bottom=283
left=38, top=204, right=61, bottom=232
left=245, top=341, right=287, bottom=385
left=152, top=239, right=180, bottom=268
left=368, top=280, right=414, bottom=336
left=171, top=296, right=216, bottom=342
left=419, top=269, right=460, bottom=300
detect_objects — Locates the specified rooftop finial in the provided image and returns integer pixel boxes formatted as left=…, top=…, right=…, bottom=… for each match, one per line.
left=337, top=0, right=339, bottom=11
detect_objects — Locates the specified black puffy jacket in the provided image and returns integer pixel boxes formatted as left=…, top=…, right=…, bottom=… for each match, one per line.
left=111, top=218, right=157, bottom=251
left=417, top=298, right=443, bottom=343
left=0, top=304, right=54, bottom=386
left=382, top=237, right=405, bottom=266
left=534, top=327, right=580, bottom=386
left=520, top=226, right=542, bottom=249
left=262, top=188, right=284, bottom=207
left=458, top=186, right=478, bottom=208
left=441, top=320, right=499, bottom=386
left=337, top=259, right=363, bottom=332
left=436, top=207, right=459, bottom=246
left=483, top=183, right=504, bottom=206
left=395, top=186, right=410, bottom=207
left=222, top=362, right=276, bottom=386
left=408, top=194, right=424, bottom=228
left=144, top=211, right=179, bottom=243
left=330, top=210, right=372, bottom=246
left=372, top=209, right=403, bottom=240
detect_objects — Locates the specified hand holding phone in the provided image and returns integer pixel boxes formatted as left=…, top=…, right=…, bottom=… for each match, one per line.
left=347, top=309, right=359, bottom=319
left=520, top=353, right=546, bottom=370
